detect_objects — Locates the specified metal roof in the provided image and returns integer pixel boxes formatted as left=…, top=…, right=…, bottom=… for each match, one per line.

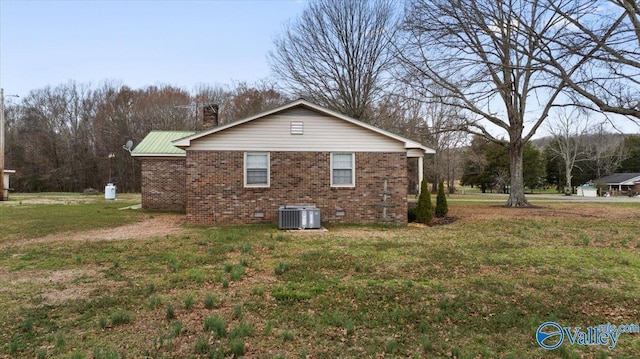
left=593, top=173, right=640, bottom=185
left=131, top=131, right=196, bottom=157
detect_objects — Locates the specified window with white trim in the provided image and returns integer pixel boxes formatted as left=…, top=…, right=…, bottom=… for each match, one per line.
left=331, top=153, right=355, bottom=187
left=245, top=152, right=269, bottom=187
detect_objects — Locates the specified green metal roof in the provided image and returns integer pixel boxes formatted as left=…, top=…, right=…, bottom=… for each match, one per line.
left=131, top=131, right=196, bottom=156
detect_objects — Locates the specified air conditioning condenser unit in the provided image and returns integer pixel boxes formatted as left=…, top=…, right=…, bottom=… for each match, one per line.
left=278, top=205, right=321, bottom=230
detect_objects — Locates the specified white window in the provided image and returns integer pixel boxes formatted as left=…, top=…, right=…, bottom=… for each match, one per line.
left=245, top=152, right=269, bottom=187
left=331, top=153, right=355, bottom=187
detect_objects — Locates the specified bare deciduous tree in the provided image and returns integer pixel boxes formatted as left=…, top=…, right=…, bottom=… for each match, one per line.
left=541, top=0, right=640, bottom=120
left=400, top=0, right=584, bottom=206
left=269, top=0, right=398, bottom=121
left=545, top=108, right=591, bottom=194
left=423, top=98, right=468, bottom=193
left=586, top=124, right=628, bottom=179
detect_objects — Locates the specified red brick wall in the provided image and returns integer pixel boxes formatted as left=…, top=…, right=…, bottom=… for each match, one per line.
left=140, top=158, right=187, bottom=211
left=185, top=151, right=408, bottom=225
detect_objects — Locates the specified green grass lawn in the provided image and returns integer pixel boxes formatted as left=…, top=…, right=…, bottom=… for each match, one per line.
left=0, top=193, right=143, bottom=244
left=0, top=196, right=638, bottom=358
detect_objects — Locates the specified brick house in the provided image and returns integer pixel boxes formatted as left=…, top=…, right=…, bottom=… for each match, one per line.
left=133, top=99, right=434, bottom=225
left=132, top=131, right=195, bottom=211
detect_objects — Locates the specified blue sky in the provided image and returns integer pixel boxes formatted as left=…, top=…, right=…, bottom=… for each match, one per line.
left=0, top=0, right=306, bottom=96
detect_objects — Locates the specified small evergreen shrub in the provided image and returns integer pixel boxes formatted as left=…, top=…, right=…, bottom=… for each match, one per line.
left=415, top=180, right=433, bottom=224
left=435, top=180, right=448, bottom=218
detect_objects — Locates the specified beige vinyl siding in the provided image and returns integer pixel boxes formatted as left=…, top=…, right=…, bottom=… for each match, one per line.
left=187, top=108, right=406, bottom=152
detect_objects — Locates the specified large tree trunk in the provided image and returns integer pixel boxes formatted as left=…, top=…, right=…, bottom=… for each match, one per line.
left=565, top=161, right=573, bottom=195
left=506, top=142, right=530, bottom=207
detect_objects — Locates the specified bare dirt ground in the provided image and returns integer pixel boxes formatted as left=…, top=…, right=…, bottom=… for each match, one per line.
left=0, top=214, right=185, bottom=250
left=0, top=214, right=186, bottom=305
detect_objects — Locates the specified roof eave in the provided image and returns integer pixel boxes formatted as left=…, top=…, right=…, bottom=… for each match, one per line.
left=131, top=153, right=186, bottom=158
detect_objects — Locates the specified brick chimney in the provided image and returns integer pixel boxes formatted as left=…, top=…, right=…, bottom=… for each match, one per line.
left=202, top=104, right=219, bottom=129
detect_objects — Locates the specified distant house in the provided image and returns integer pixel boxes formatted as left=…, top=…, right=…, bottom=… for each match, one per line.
left=593, top=173, right=640, bottom=194
left=133, top=99, right=435, bottom=225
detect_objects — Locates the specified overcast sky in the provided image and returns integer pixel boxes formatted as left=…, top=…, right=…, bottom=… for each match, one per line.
left=0, top=0, right=306, bottom=96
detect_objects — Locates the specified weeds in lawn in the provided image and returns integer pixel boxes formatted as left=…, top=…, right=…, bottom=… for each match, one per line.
left=274, top=262, right=289, bottom=275
left=9, top=336, right=20, bottom=355
left=184, top=294, right=194, bottom=310
left=21, top=317, right=33, bottom=333
left=233, top=304, right=243, bottom=319
left=204, top=294, right=218, bottom=309
left=194, top=337, right=210, bottom=354
left=420, top=335, right=433, bottom=352
left=214, top=271, right=223, bottom=283
left=230, top=338, right=246, bottom=356
left=170, top=320, right=183, bottom=338
left=385, top=339, right=398, bottom=353
left=263, top=320, right=274, bottom=335
left=230, top=322, right=254, bottom=339
left=94, top=346, right=119, bottom=359
left=145, top=282, right=156, bottom=296
left=55, top=334, right=66, bottom=351
left=230, top=265, right=245, bottom=281
left=110, top=310, right=132, bottom=326
left=580, top=233, right=591, bottom=246
left=166, top=255, right=183, bottom=272
left=186, top=268, right=206, bottom=283
left=204, top=315, right=227, bottom=338
left=166, top=303, right=176, bottom=320
left=240, top=242, right=252, bottom=254
left=251, top=286, right=265, bottom=296
left=97, top=316, right=108, bottom=329
left=281, top=330, right=294, bottom=341
left=147, top=296, right=162, bottom=309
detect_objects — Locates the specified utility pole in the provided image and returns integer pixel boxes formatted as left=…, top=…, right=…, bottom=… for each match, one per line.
left=1, top=89, right=19, bottom=201
left=1, top=89, right=6, bottom=201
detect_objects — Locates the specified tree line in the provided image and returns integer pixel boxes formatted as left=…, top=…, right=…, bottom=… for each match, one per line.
left=2, top=0, right=638, bottom=201
left=462, top=132, right=640, bottom=193
left=2, top=81, right=292, bottom=193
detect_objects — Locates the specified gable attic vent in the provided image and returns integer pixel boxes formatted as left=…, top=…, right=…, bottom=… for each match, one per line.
left=290, top=121, right=304, bottom=135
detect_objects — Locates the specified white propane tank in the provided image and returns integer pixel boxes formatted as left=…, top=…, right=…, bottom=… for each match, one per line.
left=105, top=183, right=116, bottom=200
